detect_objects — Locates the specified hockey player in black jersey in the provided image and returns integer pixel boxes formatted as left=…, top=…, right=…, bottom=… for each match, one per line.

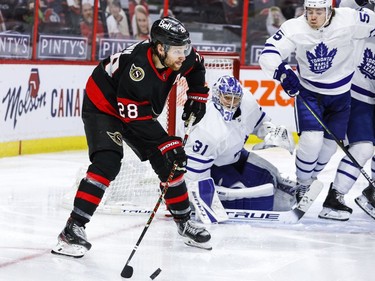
left=52, top=17, right=211, bottom=257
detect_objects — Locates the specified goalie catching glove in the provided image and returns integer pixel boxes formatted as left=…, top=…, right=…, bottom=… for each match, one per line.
left=253, top=121, right=295, bottom=154
left=158, top=136, right=187, bottom=171
left=273, top=62, right=300, bottom=97
left=182, top=92, right=209, bottom=125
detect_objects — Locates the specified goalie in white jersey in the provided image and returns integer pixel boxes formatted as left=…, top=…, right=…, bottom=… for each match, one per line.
left=259, top=0, right=375, bottom=203
left=319, top=0, right=375, bottom=221
left=181, top=75, right=297, bottom=223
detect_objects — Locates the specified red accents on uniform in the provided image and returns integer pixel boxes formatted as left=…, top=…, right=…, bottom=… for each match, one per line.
left=86, top=77, right=119, bottom=118
left=118, top=97, right=150, bottom=106
left=187, top=92, right=209, bottom=103
left=86, top=172, right=110, bottom=186
left=164, top=192, right=189, bottom=205
left=117, top=97, right=153, bottom=122
left=161, top=174, right=184, bottom=187
left=147, top=48, right=173, bottom=81
left=158, top=139, right=183, bottom=155
left=183, top=66, right=193, bottom=76
left=76, top=191, right=101, bottom=205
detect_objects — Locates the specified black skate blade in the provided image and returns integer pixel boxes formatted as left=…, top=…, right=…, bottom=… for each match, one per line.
left=51, top=249, right=84, bottom=258
left=183, top=239, right=212, bottom=250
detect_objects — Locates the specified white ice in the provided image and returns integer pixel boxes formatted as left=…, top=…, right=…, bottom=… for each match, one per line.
left=0, top=147, right=374, bottom=281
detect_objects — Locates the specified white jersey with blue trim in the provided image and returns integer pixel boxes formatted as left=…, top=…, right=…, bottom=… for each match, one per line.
left=349, top=7, right=375, bottom=104
left=259, top=7, right=375, bottom=96
left=181, top=90, right=269, bottom=182
left=351, top=36, right=375, bottom=104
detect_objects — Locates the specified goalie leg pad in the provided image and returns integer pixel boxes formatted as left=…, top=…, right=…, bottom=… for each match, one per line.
left=188, top=178, right=228, bottom=224
left=216, top=183, right=274, bottom=211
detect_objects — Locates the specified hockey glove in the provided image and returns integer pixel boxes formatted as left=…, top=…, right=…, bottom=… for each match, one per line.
left=355, top=0, right=375, bottom=5
left=182, top=92, right=208, bottom=125
left=158, top=136, right=187, bottom=171
left=273, top=62, right=300, bottom=97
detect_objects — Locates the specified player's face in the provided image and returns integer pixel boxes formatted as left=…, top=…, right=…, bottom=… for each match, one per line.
left=306, top=8, right=328, bottom=29
left=164, top=45, right=191, bottom=70
left=219, top=94, right=241, bottom=110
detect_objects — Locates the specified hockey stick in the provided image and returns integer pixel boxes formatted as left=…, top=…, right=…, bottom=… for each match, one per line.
left=297, top=94, right=375, bottom=190
left=121, top=114, right=196, bottom=279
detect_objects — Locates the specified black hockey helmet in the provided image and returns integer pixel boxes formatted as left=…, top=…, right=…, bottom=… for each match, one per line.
left=151, top=16, right=191, bottom=46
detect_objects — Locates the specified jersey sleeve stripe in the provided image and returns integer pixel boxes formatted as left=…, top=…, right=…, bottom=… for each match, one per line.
left=187, top=155, right=214, bottom=164
left=186, top=166, right=211, bottom=174
left=86, top=77, right=119, bottom=118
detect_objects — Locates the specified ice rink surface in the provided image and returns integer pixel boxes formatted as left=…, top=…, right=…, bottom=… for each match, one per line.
left=0, top=147, right=374, bottom=281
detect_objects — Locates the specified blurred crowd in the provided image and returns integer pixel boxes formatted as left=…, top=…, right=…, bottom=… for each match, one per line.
left=0, top=0, right=153, bottom=42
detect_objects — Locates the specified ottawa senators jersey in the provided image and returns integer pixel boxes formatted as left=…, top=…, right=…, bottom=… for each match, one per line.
left=85, top=40, right=209, bottom=148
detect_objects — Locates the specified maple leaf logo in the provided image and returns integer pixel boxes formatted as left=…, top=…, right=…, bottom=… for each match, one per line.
left=306, top=42, right=337, bottom=74
left=358, top=48, right=375, bottom=80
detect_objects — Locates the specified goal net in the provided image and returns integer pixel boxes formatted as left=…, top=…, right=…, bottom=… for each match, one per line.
left=62, top=52, right=240, bottom=215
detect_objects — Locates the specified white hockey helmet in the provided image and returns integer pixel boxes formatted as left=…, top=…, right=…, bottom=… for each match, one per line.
left=304, top=0, right=332, bottom=9
left=212, top=75, right=243, bottom=122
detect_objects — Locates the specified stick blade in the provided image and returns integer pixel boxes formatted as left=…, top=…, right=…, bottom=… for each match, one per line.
left=121, top=265, right=133, bottom=278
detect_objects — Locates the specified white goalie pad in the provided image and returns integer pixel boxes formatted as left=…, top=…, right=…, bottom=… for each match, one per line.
left=188, top=178, right=229, bottom=224
left=253, top=123, right=295, bottom=154
left=215, top=183, right=274, bottom=200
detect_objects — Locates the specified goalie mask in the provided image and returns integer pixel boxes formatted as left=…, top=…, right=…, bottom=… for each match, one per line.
left=212, top=76, right=243, bottom=122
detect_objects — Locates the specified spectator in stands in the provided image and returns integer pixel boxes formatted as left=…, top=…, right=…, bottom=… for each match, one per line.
left=66, top=0, right=81, bottom=34
left=80, top=1, right=105, bottom=44
left=39, top=0, right=70, bottom=34
left=128, top=0, right=148, bottom=22
left=106, top=0, right=130, bottom=38
left=131, top=4, right=150, bottom=40
left=265, top=6, right=286, bottom=35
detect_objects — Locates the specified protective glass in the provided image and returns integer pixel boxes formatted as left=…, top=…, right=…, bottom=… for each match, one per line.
left=166, top=44, right=192, bottom=58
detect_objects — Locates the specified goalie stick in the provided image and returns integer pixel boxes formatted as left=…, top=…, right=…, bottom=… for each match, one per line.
left=120, top=115, right=195, bottom=279
left=197, top=180, right=324, bottom=223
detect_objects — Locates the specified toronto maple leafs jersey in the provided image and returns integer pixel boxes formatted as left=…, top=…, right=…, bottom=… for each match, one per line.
left=341, top=4, right=375, bottom=104
left=181, top=89, right=270, bottom=182
left=85, top=40, right=209, bottom=150
left=259, top=7, right=375, bottom=96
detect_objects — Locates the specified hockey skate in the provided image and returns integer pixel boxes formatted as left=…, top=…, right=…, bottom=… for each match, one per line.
left=296, top=181, right=310, bottom=203
left=319, top=184, right=353, bottom=221
left=51, top=217, right=92, bottom=258
left=175, top=218, right=212, bottom=250
left=355, top=185, right=375, bottom=220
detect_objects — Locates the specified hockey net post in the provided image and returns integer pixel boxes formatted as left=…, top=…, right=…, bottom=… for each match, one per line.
left=63, top=52, right=240, bottom=214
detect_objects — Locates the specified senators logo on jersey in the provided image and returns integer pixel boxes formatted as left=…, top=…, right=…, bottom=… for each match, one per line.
left=129, top=64, right=145, bottom=82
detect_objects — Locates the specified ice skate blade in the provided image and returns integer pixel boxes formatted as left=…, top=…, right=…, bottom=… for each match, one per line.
left=318, top=207, right=350, bottom=221
left=183, top=238, right=212, bottom=251
left=51, top=240, right=89, bottom=258
left=355, top=195, right=375, bottom=220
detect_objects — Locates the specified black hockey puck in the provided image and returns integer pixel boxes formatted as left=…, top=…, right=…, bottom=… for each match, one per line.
left=150, top=268, right=162, bottom=279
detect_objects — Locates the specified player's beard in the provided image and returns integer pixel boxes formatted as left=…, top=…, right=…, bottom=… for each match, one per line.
left=163, top=54, right=185, bottom=71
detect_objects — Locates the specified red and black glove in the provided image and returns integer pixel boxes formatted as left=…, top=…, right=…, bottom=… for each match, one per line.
left=182, top=92, right=208, bottom=125
left=158, top=136, right=187, bottom=171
